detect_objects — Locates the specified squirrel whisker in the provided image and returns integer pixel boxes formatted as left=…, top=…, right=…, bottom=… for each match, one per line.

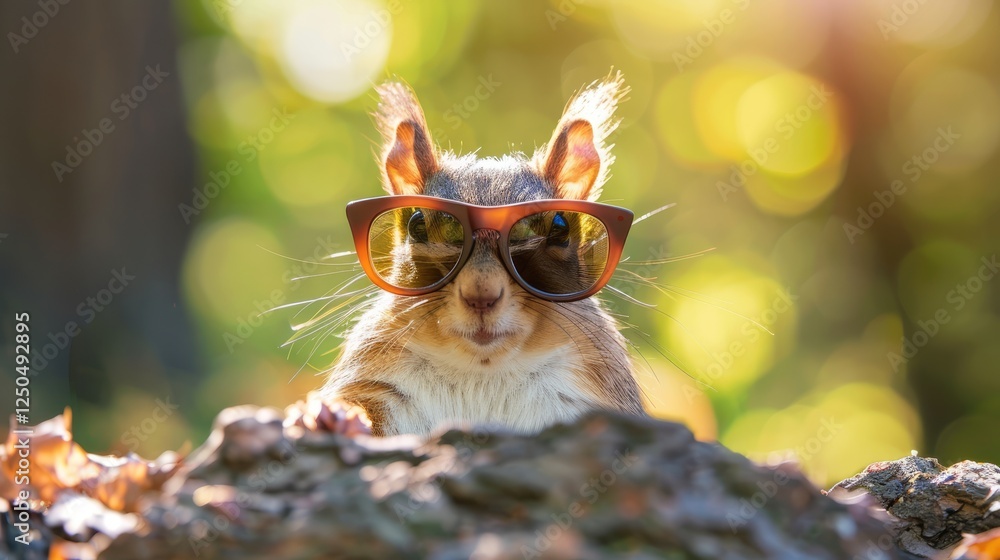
left=256, top=245, right=358, bottom=266
left=605, top=281, right=713, bottom=359
left=613, top=272, right=774, bottom=335
left=618, top=247, right=716, bottom=266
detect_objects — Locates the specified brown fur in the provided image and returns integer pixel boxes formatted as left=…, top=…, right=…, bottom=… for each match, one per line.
left=337, top=380, right=406, bottom=436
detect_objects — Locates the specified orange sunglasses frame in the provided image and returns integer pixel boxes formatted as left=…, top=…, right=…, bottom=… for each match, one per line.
left=346, top=195, right=634, bottom=302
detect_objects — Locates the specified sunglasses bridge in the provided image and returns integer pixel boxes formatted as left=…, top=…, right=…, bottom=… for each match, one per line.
left=472, top=228, right=501, bottom=242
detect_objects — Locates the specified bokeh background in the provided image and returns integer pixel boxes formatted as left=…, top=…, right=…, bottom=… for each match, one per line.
left=1, top=0, right=998, bottom=487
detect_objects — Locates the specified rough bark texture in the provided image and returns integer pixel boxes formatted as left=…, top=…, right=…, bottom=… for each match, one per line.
left=6, top=402, right=1000, bottom=559
left=830, top=456, right=1000, bottom=558
left=98, top=408, right=912, bottom=559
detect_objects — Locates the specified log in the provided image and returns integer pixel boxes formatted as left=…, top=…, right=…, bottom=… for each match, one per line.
left=3, top=399, right=998, bottom=559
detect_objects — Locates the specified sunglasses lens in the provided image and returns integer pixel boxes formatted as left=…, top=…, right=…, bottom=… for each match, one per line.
left=368, top=207, right=465, bottom=290
left=509, top=211, right=610, bottom=296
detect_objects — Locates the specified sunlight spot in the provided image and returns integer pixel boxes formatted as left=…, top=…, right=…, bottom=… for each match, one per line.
left=279, top=0, right=392, bottom=103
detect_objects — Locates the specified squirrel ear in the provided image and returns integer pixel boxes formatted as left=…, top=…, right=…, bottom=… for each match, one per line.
left=541, top=120, right=601, bottom=201
left=375, top=82, right=438, bottom=195
left=537, top=71, right=627, bottom=201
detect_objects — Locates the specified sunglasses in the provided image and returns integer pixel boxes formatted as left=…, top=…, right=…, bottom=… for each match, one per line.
left=346, top=195, right=634, bottom=302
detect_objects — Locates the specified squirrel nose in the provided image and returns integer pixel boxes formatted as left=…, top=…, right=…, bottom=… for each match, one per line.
left=462, top=288, right=503, bottom=311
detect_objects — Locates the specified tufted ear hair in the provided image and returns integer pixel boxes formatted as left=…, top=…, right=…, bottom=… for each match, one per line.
left=374, top=81, right=439, bottom=195
left=535, top=71, right=628, bottom=201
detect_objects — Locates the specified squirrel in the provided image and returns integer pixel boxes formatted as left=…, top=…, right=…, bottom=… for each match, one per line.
left=320, top=74, right=646, bottom=436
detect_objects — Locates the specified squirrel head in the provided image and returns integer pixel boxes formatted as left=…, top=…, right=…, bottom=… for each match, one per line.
left=322, top=75, right=643, bottom=437
left=365, top=74, right=629, bottom=365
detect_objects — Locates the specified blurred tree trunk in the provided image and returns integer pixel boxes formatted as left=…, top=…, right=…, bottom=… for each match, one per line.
left=0, top=1, right=199, bottom=448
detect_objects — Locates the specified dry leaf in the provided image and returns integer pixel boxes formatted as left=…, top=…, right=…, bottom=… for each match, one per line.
left=1, top=409, right=183, bottom=512
left=952, top=527, right=1000, bottom=560
left=1, top=410, right=96, bottom=504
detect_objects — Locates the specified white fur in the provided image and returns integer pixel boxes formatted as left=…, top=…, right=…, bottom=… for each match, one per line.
left=384, top=339, right=598, bottom=435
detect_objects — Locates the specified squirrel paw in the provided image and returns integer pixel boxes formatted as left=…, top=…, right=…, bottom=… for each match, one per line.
left=283, top=392, right=372, bottom=437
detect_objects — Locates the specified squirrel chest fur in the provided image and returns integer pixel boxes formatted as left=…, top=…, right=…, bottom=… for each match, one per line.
left=322, top=75, right=646, bottom=436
